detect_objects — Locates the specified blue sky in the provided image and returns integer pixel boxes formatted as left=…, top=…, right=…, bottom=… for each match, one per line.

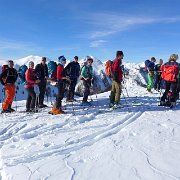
left=0, top=0, right=180, bottom=63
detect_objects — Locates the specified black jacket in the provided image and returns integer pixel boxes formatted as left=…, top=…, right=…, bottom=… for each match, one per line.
left=0, top=68, right=18, bottom=85
left=64, top=61, right=80, bottom=79
left=35, top=63, right=48, bottom=80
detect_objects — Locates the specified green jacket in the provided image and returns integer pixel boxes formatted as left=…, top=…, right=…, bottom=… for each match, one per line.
left=81, top=65, right=93, bottom=79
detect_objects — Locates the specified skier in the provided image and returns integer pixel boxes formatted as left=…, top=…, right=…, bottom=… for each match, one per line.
left=109, top=51, right=124, bottom=108
left=0, top=60, right=18, bottom=113
left=160, top=54, right=179, bottom=107
left=35, top=57, right=49, bottom=108
left=25, top=61, right=41, bottom=112
left=154, top=59, right=163, bottom=91
left=50, top=56, right=70, bottom=115
left=65, top=56, right=80, bottom=102
left=81, top=57, right=93, bottom=105
left=145, top=57, right=156, bottom=92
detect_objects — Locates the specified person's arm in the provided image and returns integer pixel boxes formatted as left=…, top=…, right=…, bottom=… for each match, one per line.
left=0, top=70, right=7, bottom=85
left=112, top=60, right=119, bottom=80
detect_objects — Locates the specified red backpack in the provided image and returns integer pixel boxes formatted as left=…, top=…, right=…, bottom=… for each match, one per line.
left=161, top=64, right=178, bottom=82
left=2, top=65, right=8, bottom=73
left=105, top=60, right=114, bottom=78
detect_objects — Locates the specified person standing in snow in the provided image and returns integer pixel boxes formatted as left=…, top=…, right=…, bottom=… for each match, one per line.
left=0, top=60, right=18, bottom=113
left=24, top=61, right=41, bottom=112
left=109, top=51, right=124, bottom=108
left=50, top=56, right=70, bottom=115
left=35, top=57, right=49, bottom=108
left=160, top=54, right=179, bottom=107
left=145, top=57, right=156, bottom=92
left=81, top=57, right=93, bottom=105
left=154, top=59, right=163, bottom=91
left=65, top=56, right=80, bottom=102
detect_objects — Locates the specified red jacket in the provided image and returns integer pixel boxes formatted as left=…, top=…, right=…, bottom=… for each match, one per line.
left=57, top=64, right=65, bottom=80
left=24, top=68, right=36, bottom=88
left=112, top=58, right=123, bottom=81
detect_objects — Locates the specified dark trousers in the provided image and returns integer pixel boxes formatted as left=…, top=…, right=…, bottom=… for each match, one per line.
left=161, top=81, right=177, bottom=102
left=25, top=87, right=36, bottom=110
left=67, top=78, right=77, bottom=100
left=83, top=80, right=91, bottom=102
left=38, top=80, right=47, bottom=105
left=54, top=80, right=65, bottom=109
left=176, top=79, right=180, bottom=99
left=154, top=74, right=162, bottom=90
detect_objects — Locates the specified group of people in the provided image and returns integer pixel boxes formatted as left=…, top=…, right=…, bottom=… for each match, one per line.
left=0, top=55, right=94, bottom=114
left=145, top=54, right=180, bottom=107
left=0, top=51, right=179, bottom=114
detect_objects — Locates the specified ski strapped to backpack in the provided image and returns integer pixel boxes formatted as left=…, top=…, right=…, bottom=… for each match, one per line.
left=161, top=64, right=179, bottom=82
left=18, top=65, right=28, bottom=85
left=47, top=61, right=57, bottom=81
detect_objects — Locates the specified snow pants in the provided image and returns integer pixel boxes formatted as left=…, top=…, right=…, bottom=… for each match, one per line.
left=147, top=73, right=154, bottom=91
left=82, top=79, right=91, bottom=102
left=2, top=84, right=15, bottom=110
left=154, top=74, right=162, bottom=90
left=67, top=78, right=77, bottom=100
left=110, top=80, right=121, bottom=104
left=25, top=87, right=36, bottom=110
left=54, top=80, right=66, bottom=109
left=37, top=80, right=47, bottom=106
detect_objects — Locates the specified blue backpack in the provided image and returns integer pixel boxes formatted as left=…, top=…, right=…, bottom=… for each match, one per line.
left=18, top=65, right=28, bottom=85
left=145, top=60, right=155, bottom=71
left=47, top=61, right=57, bottom=81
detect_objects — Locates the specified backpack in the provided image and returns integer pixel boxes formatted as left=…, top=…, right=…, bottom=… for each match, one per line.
left=1, top=65, right=8, bottom=73
left=161, top=64, right=178, bottom=82
left=145, top=60, right=154, bottom=71
left=18, top=65, right=28, bottom=85
left=47, top=61, right=57, bottom=81
left=105, top=60, right=114, bottom=78
left=79, top=62, right=87, bottom=80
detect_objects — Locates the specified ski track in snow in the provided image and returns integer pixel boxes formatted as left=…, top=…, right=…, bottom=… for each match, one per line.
left=2, top=110, right=143, bottom=167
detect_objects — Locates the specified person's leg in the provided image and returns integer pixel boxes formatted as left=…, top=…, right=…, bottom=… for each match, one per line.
left=2, top=84, right=15, bottom=110
left=25, top=88, right=32, bottom=111
left=110, top=80, right=116, bottom=104
left=154, top=75, right=158, bottom=90
left=160, top=81, right=171, bottom=102
left=171, top=82, right=177, bottom=102
left=147, top=73, right=153, bottom=91
left=83, top=80, right=90, bottom=102
left=38, top=81, right=47, bottom=106
left=70, top=78, right=77, bottom=100
left=114, top=82, right=121, bottom=104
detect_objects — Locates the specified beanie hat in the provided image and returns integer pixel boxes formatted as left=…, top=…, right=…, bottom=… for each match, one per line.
left=116, top=51, right=124, bottom=57
left=29, top=61, right=34, bottom=66
left=169, top=54, right=178, bottom=61
left=58, top=56, right=66, bottom=63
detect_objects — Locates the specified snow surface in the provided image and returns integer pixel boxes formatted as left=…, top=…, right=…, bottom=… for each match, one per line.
left=0, top=56, right=180, bottom=180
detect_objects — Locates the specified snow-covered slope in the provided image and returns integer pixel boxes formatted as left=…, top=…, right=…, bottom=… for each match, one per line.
left=0, top=85, right=180, bottom=179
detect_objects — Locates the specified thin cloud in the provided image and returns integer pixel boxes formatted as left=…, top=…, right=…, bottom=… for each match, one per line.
left=84, top=13, right=180, bottom=39
left=90, top=40, right=107, bottom=48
